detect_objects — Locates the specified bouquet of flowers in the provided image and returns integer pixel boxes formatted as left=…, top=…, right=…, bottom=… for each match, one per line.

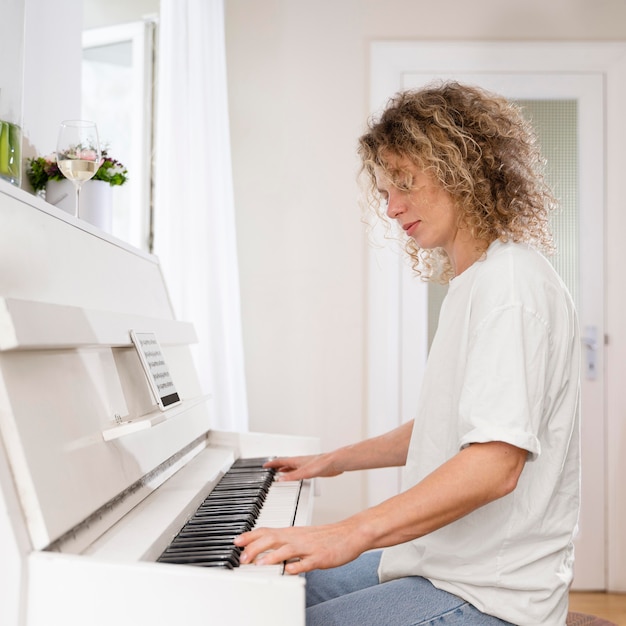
left=26, top=149, right=128, bottom=192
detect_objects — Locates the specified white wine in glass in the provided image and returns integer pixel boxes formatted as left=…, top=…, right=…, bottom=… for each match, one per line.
left=56, top=120, right=102, bottom=218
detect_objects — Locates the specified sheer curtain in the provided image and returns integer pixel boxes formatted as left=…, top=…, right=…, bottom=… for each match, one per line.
left=153, top=0, right=248, bottom=431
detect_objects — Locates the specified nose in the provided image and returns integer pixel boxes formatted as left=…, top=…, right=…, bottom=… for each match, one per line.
left=385, top=192, right=405, bottom=220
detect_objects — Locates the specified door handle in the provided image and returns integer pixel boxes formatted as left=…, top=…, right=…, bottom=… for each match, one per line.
left=582, top=325, right=598, bottom=380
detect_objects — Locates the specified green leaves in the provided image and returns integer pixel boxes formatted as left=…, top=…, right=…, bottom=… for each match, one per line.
left=26, top=149, right=128, bottom=192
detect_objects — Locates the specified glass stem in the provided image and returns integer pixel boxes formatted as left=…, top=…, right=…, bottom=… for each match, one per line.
left=75, top=183, right=81, bottom=219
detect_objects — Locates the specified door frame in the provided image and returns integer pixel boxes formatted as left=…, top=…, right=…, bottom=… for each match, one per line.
left=367, top=41, right=626, bottom=591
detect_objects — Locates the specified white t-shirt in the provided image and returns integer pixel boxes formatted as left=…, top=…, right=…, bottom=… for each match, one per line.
left=378, top=240, right=581, bottom=626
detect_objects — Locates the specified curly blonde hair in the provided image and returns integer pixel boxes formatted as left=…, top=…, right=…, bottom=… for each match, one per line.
left=358, top=81, right=557, bottom=282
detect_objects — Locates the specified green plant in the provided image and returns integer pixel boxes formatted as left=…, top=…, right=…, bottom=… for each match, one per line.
left=26, top=149, right=128, bottom=192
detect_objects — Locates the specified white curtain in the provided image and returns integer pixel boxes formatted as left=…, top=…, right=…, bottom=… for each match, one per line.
left=153, top=0, right=248, bottom=432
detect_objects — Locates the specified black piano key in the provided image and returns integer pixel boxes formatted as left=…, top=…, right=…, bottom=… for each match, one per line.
left=199, top=500, right=256, bottom=509
left=175, top=533, right=242, bottom=543
left=186, top=513, right=257, bottom=526
left=158, top=555, right=237, bottom=569
left=195, top=504, right=261, bottom=515
left=177, top=525, right=250, bottom=537
left=163, top=545, right=241, bottom=559
left=212, top=480, right=271, bottom=490
left=196, top=498, right=261, bottom=508
left=198, top=499, right=261, bottom=511
left=205, top=489, right=267, bottom=500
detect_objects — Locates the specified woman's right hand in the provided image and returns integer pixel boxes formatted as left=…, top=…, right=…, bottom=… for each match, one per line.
left=264, top=453, right=342, bottom=481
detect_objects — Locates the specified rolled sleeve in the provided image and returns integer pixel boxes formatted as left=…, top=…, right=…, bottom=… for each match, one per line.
left=457, top=304, right=549, bottom=459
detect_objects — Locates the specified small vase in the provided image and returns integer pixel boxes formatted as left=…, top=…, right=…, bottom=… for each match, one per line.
left=45, top=179, right=74, bottom=215
left=79, top=180, right=113, bottom=233
left=46, top=179, right=113, bottom=233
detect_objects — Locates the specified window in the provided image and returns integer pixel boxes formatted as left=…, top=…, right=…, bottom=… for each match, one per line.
left=82, top=20, right=156, bottom=251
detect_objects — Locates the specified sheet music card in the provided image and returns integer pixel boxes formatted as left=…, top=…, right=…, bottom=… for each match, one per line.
left=130, top=331, right=181, bottom=410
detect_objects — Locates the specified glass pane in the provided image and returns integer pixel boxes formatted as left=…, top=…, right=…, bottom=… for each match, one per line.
left=517, top=99, right=579, bottom=309
left=82, top=42, right=134, bottom=243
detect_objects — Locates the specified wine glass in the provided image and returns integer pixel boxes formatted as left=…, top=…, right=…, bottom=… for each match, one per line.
left=56, top=120, right=102, bottom=218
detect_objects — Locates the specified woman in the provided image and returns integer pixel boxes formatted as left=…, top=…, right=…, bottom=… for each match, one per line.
left=235, top=82, right=581, bottom=626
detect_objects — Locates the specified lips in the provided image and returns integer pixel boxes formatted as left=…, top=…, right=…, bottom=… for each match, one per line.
left=402, top=221, right=420, bottom=236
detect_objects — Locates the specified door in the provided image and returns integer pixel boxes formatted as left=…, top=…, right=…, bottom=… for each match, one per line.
left=368, top=43, right=606, bottom=590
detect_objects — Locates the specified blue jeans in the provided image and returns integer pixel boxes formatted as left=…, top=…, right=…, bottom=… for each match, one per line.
left=305, top=551, right=515, bottom=626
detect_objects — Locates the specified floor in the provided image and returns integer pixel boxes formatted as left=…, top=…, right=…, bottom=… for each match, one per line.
left=569, top=593, right=626, bottom=625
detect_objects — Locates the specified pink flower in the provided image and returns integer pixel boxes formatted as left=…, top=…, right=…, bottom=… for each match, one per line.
left=78, top=148, right=98, bottom=161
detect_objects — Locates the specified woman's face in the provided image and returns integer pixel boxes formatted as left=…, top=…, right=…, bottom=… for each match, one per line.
left=374, top=157, right=459, bottom=255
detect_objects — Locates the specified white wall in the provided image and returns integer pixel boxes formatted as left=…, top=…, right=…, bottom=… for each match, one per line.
left=0, top=0, right=24, bottom=125
left=224, top=0, right=626, bottom=534
left=0, top=0, right=82, bottom=166
left=21, top=0, right=82, bottom=162
left=225, top=0, right=368, bottom=524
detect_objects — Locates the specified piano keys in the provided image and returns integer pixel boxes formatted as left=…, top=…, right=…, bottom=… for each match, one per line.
left=0, top=180, right=319, bottom=626
left=157, top=457, right=299, bottom=570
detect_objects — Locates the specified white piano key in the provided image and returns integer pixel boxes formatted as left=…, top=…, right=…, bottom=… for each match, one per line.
left=253, top=480, right=302, bottom=529
left=235, top=479, right=303, bottom=576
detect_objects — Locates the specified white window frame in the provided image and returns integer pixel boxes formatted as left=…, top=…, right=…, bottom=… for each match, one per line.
left=82, top=19, right=156, bottom=251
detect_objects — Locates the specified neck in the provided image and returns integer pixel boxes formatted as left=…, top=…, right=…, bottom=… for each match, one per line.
left=448, top=236, right=492, bottom=277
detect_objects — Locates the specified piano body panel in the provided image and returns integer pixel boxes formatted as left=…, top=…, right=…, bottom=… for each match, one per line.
left=0, top=340, right=212, bottom=549
left=0, top=181, right=173, bottom=321
left=0, top=226, right=212, bottom=551
left=207, top=428, right=322, bottom=459
left=0, top=296, right=198, bottom=352
left=0, top=430, right=31, bottom=626
left=27, top=551, right=306, bottom=626
left=1, top=183, right=319, bottom=625
left=1, top=181, right=215, bottom=549
left=78, top=443, right=237, bottom=562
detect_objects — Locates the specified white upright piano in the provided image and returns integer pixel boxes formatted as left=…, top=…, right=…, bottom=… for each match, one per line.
left=0, top=181, right=318, bottom=626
